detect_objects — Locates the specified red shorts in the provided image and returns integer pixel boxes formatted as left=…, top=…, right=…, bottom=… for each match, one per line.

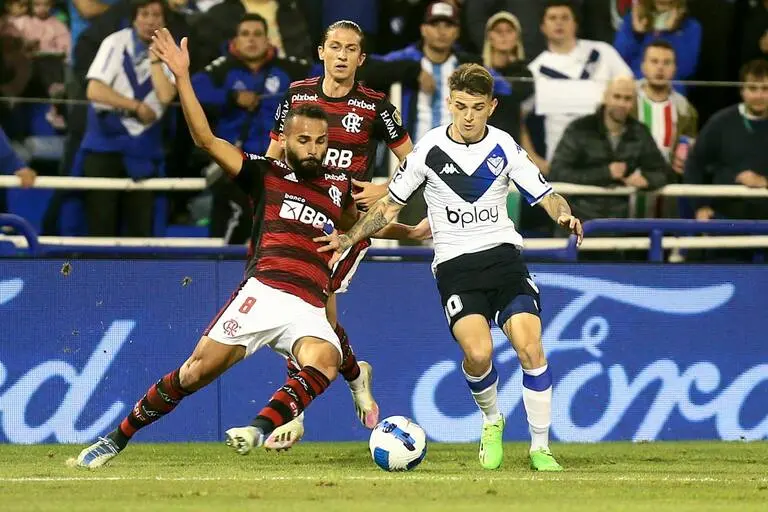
left=330, top=238, right=371, bottom=294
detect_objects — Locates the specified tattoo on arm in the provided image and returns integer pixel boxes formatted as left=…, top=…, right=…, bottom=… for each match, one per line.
left=339, top=196, right=400, bottom=251
left=540, top=193, right=572, bottom=221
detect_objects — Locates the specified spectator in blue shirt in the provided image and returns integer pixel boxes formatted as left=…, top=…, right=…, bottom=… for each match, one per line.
left=74, top=0, right=176, bottom=236
left=613, top=0, right=702, bottom=94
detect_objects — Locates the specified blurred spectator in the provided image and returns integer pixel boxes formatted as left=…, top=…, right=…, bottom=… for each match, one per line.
left=376, top=1, right=513, bottom=230
left=741, top=0, right=768, bottom=66
left=74, top=0, right=190, bottom=84
left=523, top=0, right=631, bottom=173
left=482, top=11, right=532, bottom=141
left=0, top=125, right=36, bottom=214
left=378, top=0, right=432, bottom=53
left=75, top=0, right=176, bottom=236
left=189, top=0, right=312, bottom=70
left=192, top=13, right=309, bottom=243
left=636, top=40, right=697, bottom=176
left=10, top=0, right=71, bottom=57
left=580, top=0, right=631, bottom=44
left=10, top=0, right=71, bottom=153
left=0, top=11, right=32, bottom=100
left=549, top=76, right=670, bottom=221
left=684, top=59, right=768, bottom=222
left=465, top=0, right=589, bottom=60
left=613, top=0, right=702, bottom=94
left=68, top=0, right=120, bottom=51
left=4, top=0, right=29, bottom=17
left=378, top=2, right=512, bottom=141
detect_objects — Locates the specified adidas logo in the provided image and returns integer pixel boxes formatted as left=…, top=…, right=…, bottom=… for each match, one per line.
left=284, top=172, right=298, bottom=182
left=440, top=163, right=460, bottom=175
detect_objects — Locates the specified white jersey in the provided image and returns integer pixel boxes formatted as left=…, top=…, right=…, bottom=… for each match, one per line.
left=388, top=125, right=553, bottom=272
left=528, top=39, right=632, bottom=160
left=86, top=28, right=171, bottom=136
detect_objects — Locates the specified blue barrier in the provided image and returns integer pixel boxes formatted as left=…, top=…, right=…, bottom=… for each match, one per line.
left=1, top=260, right=766, bottom=444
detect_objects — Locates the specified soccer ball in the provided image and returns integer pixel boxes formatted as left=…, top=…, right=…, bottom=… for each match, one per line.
left=369, top=416, right=427, bottom=471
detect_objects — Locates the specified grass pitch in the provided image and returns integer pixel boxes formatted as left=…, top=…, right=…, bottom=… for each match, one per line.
left=0, top=441, right=766, bottom=511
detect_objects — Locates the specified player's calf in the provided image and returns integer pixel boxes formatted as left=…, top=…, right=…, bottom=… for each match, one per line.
left=229, top=338, right=338, bottom=455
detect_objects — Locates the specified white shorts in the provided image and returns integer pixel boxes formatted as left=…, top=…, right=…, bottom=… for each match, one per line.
left=205, top=277, right=340, bottom=360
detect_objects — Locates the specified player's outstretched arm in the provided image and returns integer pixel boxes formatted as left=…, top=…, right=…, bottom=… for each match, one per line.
left=150, top=28, right=243, bottom=177
left=338, top=200, right=427, bottom=241
left=316, top=195, right=404, bottom=267
left=538, top=193, right=584, bottom=246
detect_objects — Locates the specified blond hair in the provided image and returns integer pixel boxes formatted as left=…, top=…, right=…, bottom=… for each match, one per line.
left=482, top=11, right=525, bottom=68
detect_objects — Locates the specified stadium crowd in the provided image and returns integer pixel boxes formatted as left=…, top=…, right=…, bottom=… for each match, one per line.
left=0, top=0, right=766, bottom=247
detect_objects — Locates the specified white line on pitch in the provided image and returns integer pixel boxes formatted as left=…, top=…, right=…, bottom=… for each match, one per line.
left=2, top=475, right=765, bottom=484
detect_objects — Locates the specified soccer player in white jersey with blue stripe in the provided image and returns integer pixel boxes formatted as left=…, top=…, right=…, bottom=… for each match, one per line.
left=317, top=63, right=583, bottom=471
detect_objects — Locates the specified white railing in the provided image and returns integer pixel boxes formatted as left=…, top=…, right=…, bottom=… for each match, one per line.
left=2, top=175, right=767, bottom=198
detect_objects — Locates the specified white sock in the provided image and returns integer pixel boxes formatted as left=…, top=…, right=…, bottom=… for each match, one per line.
left=522, top=364, right=552, bottom=452
left=463, top=363, right=502, bottom=424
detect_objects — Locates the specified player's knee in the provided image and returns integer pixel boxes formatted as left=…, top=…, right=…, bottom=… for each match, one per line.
left=516, top=340, right=546, bottom=369
left=308, top=347, right=340, bottom=382
left=462, top=342, right=493, bottom=374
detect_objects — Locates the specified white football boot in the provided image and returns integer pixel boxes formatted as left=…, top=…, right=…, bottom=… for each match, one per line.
left=225, top=426, right=265, bottom=455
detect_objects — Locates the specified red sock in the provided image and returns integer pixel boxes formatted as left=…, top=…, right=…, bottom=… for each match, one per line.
left=251, top=366, right=330, bottom=434
left=335, top=322, right=361, bottom=382
left=111, top=368, right=190, bottom=449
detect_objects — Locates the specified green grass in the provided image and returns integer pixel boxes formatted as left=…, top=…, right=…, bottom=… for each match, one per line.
left=0, top=442, right=767, bottom=511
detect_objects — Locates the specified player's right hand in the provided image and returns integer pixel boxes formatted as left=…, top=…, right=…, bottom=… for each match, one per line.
left=150, top=28, right=190, bottom=78
left=314, top=230, right=346, bottom=269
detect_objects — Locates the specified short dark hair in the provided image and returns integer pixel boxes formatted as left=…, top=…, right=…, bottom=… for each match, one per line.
left=130, top=0, right=166, bottom=22
left=237, top=13, right=268, bottom=34
left=643, top=40, right=676, bottom=59
left=541, top=0, right=578, bottom=23
left=284, top=104, right=329, bottom=132
left=740, top=59, right=768, bottom=83
left=321, top=20, right=366, bottom=52
left=448, top=63, right=494, bottom=97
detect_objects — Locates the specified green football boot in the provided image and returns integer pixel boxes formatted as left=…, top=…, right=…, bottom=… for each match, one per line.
left=478, top=418, right=505, bottom=470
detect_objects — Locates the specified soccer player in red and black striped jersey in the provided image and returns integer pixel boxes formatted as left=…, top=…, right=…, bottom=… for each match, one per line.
left=264, top=20, right=418, bottom=449
left=73, top=28, right=421, bottom=467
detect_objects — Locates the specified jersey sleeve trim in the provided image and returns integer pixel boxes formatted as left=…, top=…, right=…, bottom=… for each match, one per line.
left=529, top=186, right=554, bottom=206
left=387, top=134, right=410, bottom=149
left=388, top=187, right=409, bottom=205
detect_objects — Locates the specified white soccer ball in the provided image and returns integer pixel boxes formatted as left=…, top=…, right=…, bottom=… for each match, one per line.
left=369, top=415, right=427, bottom=471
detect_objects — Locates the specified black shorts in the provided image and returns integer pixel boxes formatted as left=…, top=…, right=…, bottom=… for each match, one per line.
left=435, top=244, right=541, bottom=332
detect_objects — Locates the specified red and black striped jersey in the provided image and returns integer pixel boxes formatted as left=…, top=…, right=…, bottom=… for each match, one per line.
left=270, top=77, right=409, bottom=181
left=235, top=153, right=353, bottom=307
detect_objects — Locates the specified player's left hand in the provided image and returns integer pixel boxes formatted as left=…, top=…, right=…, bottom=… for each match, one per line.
left=558, top=214, right=583, bottom=246
left=150, top=28, right=189, bottom=78
left=314, top=230, right=345, bottom=269
left=352, top=179, right=387, bottom=211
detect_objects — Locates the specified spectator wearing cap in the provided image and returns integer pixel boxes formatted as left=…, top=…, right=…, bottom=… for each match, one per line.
left=375, top=1, right=513, bottom=228
left=482, top=11, right=532, bottom=141
left=377, top=1, right=512, bottom=142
